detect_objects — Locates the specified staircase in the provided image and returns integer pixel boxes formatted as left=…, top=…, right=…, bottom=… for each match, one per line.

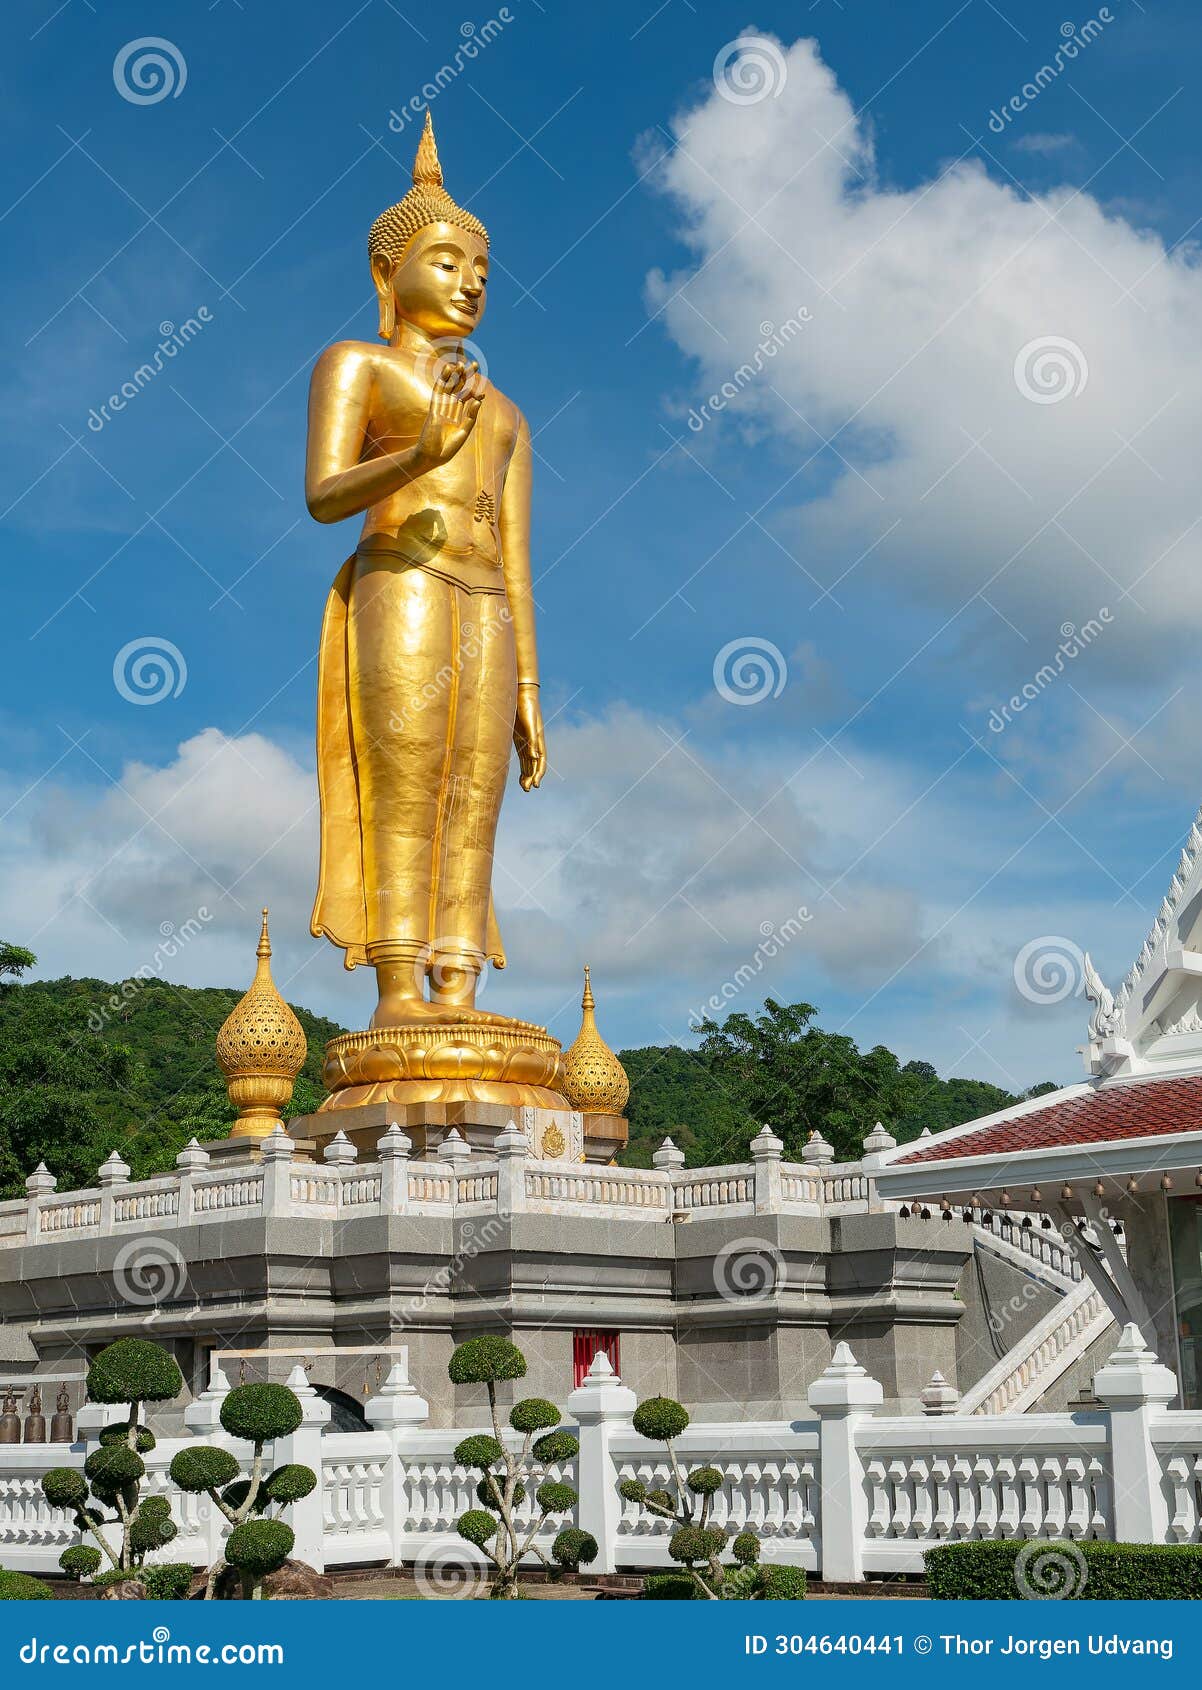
left=955, top=1215, right=1116, bottom=1415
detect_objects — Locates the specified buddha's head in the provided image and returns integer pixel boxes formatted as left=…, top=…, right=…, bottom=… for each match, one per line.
left=368, top=112, right=490, bottom=345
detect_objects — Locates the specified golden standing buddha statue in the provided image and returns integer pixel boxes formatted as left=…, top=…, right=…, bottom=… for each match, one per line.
left=305, top=112, right=566, bottom=1112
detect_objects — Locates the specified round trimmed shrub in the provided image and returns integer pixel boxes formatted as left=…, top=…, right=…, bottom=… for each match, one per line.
left=475, top=1477, right=525, bottom=1510
left=87, top=1339, right=182, bottom=1405
left=551, top=1527, right=598, bottom=1570
left=220, top=1383, right=302, bottom=1443
left=454, top=1434, right=504, bottom=1471
left=633, top=1397, right=689, bottom=1442
left=509, top=1397, right=560, bottom=1434
left=757, top=1564, right=807, bottom=1600
left=130, top=1509, right=177, bottom=1553
left=448, top=1336, right=526, bottom=1385
left=732, top=1530, right=761, bottom=1566
left=456, top=1509, right=499, bottom=1548
left=99, top=1423, right=156, bottom=1453
left=0, top=1570, right=52, bottom=1600
left=535, top=1480, right=577, bottom=1515
left=84, top=1444, right=145, bottom=1497
left=669, top=1525, right=724, bottom=1566
left=686, top=1465, right=724, bottom=1496
left=719, top=1564, right=761, bottom=1599
left=224, top=1519, right=294, bottom=1579
left=137, top=1495, right=171, bottom=1518
left=42, top=1468, right=88, bottom=1511
left=647, top=1489, right=674, bottom=1511
left=169, top=1445, right=240, bottom=1493
left=141, top=1564, right=193, bottom=1601
left=262, top=1464, right=316, bottom=1506
left=532, top=1430, right=579, bottom=1464
left=91, top=1569, right=133, bottom=1590
left=59, top=1546, right=102, bottom=1581
left=618, top=1478, right=647, bottom=1504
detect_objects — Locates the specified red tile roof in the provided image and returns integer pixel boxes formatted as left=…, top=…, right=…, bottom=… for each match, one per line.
left=894, top=1075, right=1202, bottom=1165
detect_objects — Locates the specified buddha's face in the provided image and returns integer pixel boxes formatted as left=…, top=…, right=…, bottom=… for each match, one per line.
left=375, top=222, right=489, bottom=344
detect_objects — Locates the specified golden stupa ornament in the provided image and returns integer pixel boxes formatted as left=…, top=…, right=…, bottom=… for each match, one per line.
left=560, top=967, right=629, bottom=1116
left=216, top=910, right=307, bottom=1140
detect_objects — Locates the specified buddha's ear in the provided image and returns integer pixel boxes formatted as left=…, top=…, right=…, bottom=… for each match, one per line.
left=370, top=251, right=395, bottom=342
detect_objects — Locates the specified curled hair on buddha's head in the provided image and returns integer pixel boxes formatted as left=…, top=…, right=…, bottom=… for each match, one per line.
left=368, top=112, right=489, bottom=338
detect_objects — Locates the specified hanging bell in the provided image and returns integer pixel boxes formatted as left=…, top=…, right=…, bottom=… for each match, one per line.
left=0, top=1390, right=19, bottom=1445
left=23, top=1385, right=46, bottom=1444
left=50, top=1387, right=73, bottom=1444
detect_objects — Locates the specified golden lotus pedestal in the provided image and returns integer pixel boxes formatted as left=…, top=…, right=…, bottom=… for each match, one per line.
left=284, top=1013, right=628, bottom=1164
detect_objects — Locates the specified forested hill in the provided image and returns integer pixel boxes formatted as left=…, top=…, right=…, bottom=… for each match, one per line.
left=0, top=961, right=1055, bottom=1197
left=0, top=973, right=340, bottom=1197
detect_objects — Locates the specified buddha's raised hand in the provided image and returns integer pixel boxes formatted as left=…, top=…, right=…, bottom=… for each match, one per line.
left=413, top=359, right=485, bottom=472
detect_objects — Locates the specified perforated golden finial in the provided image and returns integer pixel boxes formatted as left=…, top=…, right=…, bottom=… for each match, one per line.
left=216, top=908, right=307, bottom=1140
left=560, top=965, right=629, bottom=1116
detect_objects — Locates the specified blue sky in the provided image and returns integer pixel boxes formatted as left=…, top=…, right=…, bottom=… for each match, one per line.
left=4, top=0, right=1202, bottom=1092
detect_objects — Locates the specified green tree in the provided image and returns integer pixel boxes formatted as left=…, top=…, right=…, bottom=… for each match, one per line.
left=449, top=1336, right=593, bottom=1598
left=171, top=1381, right=315, bottom=1600
left=0, top=943, right=36, bottom=986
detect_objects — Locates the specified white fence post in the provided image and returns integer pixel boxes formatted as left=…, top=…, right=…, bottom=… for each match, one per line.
left=259, top=1128, right=295, bottom=1217
left=1093, top=1323, right=1177, bottom=1544
left=24, top=1165, right=55, bottom=1242
left=495, top=1121, right=528, bottom=1216
left=808, top=1343, right=883, bottom=1582
left=182, top=1365, right=234, bottom=1569
left=365, top=1355, right=431, bottom=1567
left=377, top=1125, right=411, bottom=1213
left=565, top=1352, right=636, bottom=1574
left=97, top=1152, right=129, bottom=1234
left=751, top=1126, right=784, bottom=1214
left=272, top=1365, right=331, bottom=1571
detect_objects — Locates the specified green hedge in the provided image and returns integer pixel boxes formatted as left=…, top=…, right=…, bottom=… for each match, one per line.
left=0, top=1569, right=53, bottom=1600
left=925, top=1540, right=1202, bottom=1600
left=642, top=1564, right=806, bottom=1600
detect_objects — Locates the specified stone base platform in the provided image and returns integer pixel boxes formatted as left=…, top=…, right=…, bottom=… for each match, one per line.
left=285, top=1099, right=628, bottom=1164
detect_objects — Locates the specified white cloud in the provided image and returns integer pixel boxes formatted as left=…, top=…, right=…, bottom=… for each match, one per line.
left=645, top=34, right=1202, bottom=715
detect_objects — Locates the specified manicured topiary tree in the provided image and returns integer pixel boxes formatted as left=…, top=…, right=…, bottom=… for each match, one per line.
left=169, top=1381, right=314, bottom=1600
left=621, top=1396, right=804, bottom=1600
left=449, top=1336, right=594, bottom=1599
left=41, top=1338, right=183, bottom=1583
left=0, top=1569, right=53, bottom=1600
